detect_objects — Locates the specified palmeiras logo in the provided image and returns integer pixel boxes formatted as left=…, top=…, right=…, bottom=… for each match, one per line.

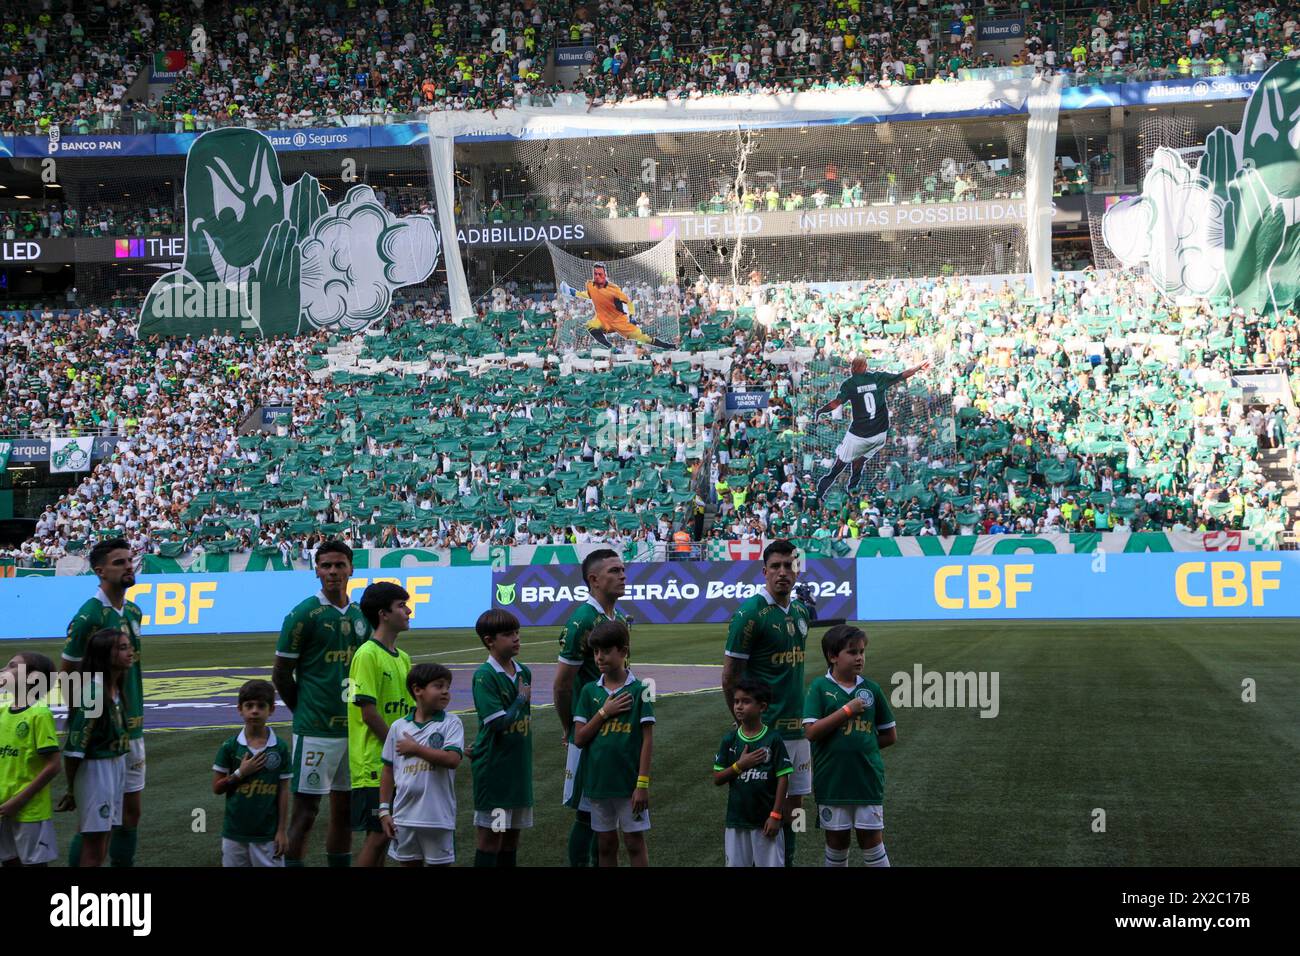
left=52, top=442, right=89, bottom=472
left=857, top=689, right=874, bottom=707
left=14, top=720, right=29, bottom=739
left=99, top=803, right=111, bottom=819
left=427, top=732, right=445, bottom=749
left=308, top=771, right=320, bottom=787
left=496, top=583, right=517, bottom=606
left=820, top=807, right=833, bottom=823
left=265, top=750, right=282, bottom=771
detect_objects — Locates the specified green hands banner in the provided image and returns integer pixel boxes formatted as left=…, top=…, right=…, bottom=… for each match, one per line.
left=1103, top=59, right=1300, bottom=315
left=139, top=128, right=440, bottom=337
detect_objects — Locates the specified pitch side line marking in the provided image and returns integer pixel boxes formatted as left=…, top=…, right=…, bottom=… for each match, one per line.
left=139, top=685, right=725, bottom=733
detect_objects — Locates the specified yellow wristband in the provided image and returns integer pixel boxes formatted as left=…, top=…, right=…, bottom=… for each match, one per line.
left=636, top=775, right=651, bottom=789
left=730, top=763, right=742, bottom=775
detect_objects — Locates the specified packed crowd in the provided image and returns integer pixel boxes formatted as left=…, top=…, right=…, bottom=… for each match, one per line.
left=710, top=270, right=1297, bottom=541
left=0, top=202, right=178, bottom=240
left=2, top=0, right=1297, bottom=134
left=3, top=266, right=1298, bottom=567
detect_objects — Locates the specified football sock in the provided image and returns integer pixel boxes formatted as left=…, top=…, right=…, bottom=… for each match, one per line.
left=67, top=833, right=83, bottom=868
left=816, top=461, right=847, bottom=498
left=863, top=844, right=890, bottom=867
left=846, top=459, right=866, bottom=490
left=567, top=816, right=595, bottom=867
left=824, top=846, right=850, bottom=867
left=109, top=826, right=137, bottom=867
left=498, top=850, right=518, bottom=868
left=587, top=328, right=612, bottom=348
left=783, top=825, right=796, bottom=867
left=474, top=850, right=499, bottom=868
left=326, top=852, right=351, bottom=868
left=285, top=858, right=305, bottom=867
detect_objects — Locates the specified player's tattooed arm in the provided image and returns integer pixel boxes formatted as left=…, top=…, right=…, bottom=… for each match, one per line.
left=272, top=657, right=299, bottom=712
left=553, top=662, right=579, bottom=739
left=720, top=656, right=745, bottom=722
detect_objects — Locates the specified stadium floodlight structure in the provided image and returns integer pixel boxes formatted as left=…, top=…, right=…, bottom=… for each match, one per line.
left=428, top=75, right=1063, bottom=318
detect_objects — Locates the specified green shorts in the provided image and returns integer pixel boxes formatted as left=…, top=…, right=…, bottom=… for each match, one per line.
left=351, top=787, right=385, bottom=834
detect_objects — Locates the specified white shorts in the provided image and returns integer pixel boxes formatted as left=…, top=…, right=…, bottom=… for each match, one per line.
left=724, top=826, right=785, bottom=867
left=472, top=807, right=534, bottom=830
left=292, top=735, right=350, bottom=795
left=835, top=430, right=887, bottom=465
left=388, top=826, right=454, bottom=865
left=785, top=738, right=812, bottom=797
left=0, top=817, right=57, bottom=865
left=562, top=743, right=592, bottom=811
left=124, top=737, right=146, bottom=794
left=74, top=755, right=126, bottom=834
left=588, top=797, right=651, bottom=834
left=221, top=838, right=284, bottom=867
left=818, top=804, right=884, bottom=831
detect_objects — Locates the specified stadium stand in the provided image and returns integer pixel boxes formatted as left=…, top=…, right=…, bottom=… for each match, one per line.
left=1, top=1, right=1296, bottom=133
left=3, top=267, right=1297, bottom=566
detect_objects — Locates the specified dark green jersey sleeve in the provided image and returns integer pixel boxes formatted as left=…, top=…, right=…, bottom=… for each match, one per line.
left=712, top=733, right=732, bottom=772
left=275, top=601, right=311, bottom=659
left=573, top=682, right=596, bottom=724
left=472, top=666, right=507, bottom=726
left=803, top=677, right=830, bottom=724
left=558, top=606, right=594, bottom=665
left=213, top=739, right=235, bottom=773
left=725, top=597, right=762, bottom=659
left=62, top=599, right=100, bottom=664
left=771, top=735, right=794, bottom=777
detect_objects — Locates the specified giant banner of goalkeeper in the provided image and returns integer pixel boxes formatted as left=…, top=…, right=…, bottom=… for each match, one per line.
left=1103, top=59, right=1300, bottom=314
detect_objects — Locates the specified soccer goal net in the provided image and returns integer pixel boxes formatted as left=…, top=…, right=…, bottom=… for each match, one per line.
left=428, top=78, right=1061, bottom=318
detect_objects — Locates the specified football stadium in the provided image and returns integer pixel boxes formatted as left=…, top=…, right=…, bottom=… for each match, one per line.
left=0, top=0, right=1298, bottom=881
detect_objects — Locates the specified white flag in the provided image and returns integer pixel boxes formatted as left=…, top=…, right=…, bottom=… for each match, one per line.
left=50, top=436, right=94, bottom=473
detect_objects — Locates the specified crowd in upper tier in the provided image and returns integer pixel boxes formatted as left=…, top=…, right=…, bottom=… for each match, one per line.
left=1, top=0, right=1297, bottom=133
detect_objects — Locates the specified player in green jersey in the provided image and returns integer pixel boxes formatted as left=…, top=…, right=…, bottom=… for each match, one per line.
left=60, top=629, right=132, bottom=867
left=573, top=620, right=654, bottom=867
left=553, top=547, right=628, bottom=867
left=814, top=355, right=929, bottom=499
left=470, top=609, right=533, bottom=868
left=348, top=582, right=413, bottom=867
left=61, top=538, right=144, bottom=868
left=722, top=539, right=813, bottom=866
left=272, top=540, right=371, bottom=867
left=0, top=652, right=61, bottom=866
left=713, top=678, right=793, bottom=867
left=803, top=625, right=897, bottom=868
left=212, top=680, right=291, bottom=867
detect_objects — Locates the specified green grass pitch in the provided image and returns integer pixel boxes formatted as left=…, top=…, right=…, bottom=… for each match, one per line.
left=19, top=619, right=1300, bottom=867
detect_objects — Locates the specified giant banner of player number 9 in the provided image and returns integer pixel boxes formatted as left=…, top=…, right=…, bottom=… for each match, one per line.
left=0, top=567, right=490, bottom=639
